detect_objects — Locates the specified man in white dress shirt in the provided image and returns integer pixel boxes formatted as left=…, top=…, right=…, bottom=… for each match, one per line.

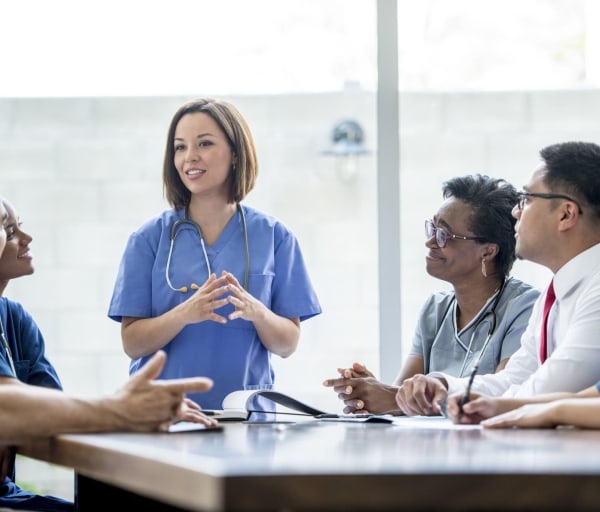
left=394, top=141, right=600, bottom=416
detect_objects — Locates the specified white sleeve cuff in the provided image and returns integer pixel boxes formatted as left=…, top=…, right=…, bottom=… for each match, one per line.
left=428, top=371, right=466, bottom=395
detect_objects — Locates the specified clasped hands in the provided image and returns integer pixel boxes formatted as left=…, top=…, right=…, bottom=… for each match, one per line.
left=323, top=366, right=485, bottom=420
left=324, top=366, right=551, bottom=427
left=183, top=270, right=264, bottom=325
left=323, top=364, right=446, bottom=417
left=322, top=363, right=402, bottom=415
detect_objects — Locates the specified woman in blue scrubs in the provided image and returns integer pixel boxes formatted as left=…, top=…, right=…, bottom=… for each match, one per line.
left=0, top=198, right=74, bottom=511
left=109, top=98, right=322, bottom=410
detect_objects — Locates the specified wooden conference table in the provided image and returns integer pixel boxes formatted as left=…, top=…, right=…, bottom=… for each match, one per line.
left=19, top=416, right=600, bottom=511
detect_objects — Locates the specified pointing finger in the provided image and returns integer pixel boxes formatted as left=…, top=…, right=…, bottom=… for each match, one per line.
left=159, top=377, right=214, bottom=394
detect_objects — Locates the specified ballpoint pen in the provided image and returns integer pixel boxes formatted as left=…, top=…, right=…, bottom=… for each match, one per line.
left=440, top=336, right=489, bottom=419
left=457, top=278, right=506, bottom=419
left=458, top=363, right=478, bottom=418
left=457, top=324, right=496, bottom=418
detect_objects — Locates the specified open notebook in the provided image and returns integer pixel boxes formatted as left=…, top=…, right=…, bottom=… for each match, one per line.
left=169, top=390, right=395, bottom=431
left=202, top=390, right=395, bottom=423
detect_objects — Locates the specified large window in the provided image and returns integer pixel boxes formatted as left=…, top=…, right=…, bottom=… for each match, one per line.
left=0, top=0, right=376, bottom=97
left=1, top=0, right=595, bottom=401
left=1, top=0, right=594, bottom=97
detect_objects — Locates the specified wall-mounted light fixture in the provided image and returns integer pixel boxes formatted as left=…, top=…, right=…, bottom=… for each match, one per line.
left=322, top=119, right=370, bottom=181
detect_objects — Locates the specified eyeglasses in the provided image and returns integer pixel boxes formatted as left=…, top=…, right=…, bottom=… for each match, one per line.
left=516, top=191, right=583, bottom=214
left=425, top=219, right=484, bottom=248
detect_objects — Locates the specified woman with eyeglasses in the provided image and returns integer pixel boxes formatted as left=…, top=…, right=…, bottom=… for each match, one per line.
left=324, top=174, right=540, bottom=416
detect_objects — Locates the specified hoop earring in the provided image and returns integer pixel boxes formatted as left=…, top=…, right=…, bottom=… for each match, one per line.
left=481, top=258, right=487, bottom=278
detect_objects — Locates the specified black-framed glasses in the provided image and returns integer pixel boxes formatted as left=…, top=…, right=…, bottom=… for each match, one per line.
left=425, top=219, right=484, bottom=248
left=516, top=191, right=583, bottom=214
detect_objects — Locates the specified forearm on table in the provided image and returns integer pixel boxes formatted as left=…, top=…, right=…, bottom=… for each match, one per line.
left=379, top=384, right=404, bottom=415
left=494, top=387, right=598, bottom=416
left=551, top=398, right=600, bottom=429
left=0, top=384, right=114, bottom=442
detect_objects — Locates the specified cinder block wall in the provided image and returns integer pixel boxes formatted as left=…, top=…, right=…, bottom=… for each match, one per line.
left=3, top=89, right=599, bottom=499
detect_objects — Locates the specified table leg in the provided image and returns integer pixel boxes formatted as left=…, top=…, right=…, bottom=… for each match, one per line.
left=75, top=473, right=189, bottom=511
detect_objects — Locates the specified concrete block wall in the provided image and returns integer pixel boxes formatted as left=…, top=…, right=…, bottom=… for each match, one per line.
left=3, top=88, right=600, bottom=499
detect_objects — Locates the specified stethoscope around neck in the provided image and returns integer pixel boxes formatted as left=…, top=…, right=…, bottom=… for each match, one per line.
left=448, top=276, right=507, bottom=377
left=0, top=316, right=16, bottom=376
left=165, top=203, right=249, bottom=293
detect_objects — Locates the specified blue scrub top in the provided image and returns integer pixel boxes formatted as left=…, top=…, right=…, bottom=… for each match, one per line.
left=0, top=297, right=65, bottom=506
left=108, top=204, right=322, bottom=409
left=0, top=297, right=62, bottom=388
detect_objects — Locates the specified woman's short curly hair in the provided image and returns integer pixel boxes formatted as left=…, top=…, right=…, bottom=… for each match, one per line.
left=442, top=174, right=518, bottom=276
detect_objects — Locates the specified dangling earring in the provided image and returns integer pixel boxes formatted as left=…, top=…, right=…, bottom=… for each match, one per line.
left=481, top=258, right=487, bottom=278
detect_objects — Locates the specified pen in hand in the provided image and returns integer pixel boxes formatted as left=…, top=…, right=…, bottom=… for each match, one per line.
left=456, top=278, right=504, bottom=420
left=457, top=315, right=499, bottom=420
left=458, top=364, right=478, bottom=419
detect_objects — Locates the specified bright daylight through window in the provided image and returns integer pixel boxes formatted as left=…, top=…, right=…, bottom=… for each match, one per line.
left=0, top=0, right=596, bottom=97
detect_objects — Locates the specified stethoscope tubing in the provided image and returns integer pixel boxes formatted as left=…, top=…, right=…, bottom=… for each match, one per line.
left=437, top=277, right=507, bottom=377
left=0, top=315, right=16, bottom=376
left=165, top=203, right=249, bottom=293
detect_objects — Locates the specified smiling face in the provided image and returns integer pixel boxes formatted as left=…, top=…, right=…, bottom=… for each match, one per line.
left=0, top=199, right=34, bottom=285
left=173, top=112, right=235, bottom=202
left=425, top=196, right=487, bottom=285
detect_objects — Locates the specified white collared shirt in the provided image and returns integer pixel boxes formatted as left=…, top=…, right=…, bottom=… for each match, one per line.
left=433, top=242, right=600, bottom=397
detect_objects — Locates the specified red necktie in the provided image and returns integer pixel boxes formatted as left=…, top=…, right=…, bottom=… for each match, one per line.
left=540, top=280, right=556, bottom=363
